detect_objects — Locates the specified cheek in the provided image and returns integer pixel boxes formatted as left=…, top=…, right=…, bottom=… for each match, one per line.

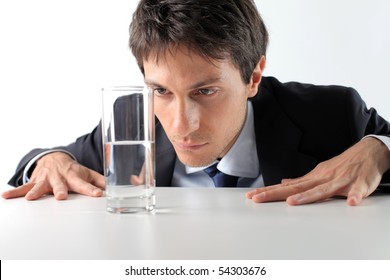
left=216, top=95, right=246, bottom=119
left=154, top=101, right=170, bottom=128
left=218, top=99, right=247, bottom=130
left=207, top=103, right=242, bottom=133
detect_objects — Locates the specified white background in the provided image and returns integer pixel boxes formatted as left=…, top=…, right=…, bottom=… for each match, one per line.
left=0, top=0, right=389, bottom=187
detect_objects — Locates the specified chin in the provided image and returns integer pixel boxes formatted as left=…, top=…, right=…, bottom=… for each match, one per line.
left=177, top=153, right=217, bottom=168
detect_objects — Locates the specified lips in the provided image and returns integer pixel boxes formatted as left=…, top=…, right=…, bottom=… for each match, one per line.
left=174, top=141, right=208, bottom=151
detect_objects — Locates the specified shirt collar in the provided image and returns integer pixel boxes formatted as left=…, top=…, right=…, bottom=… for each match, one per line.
left=186, top=101, right=259, bottom=178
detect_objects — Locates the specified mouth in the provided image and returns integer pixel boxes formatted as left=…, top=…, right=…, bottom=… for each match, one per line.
left=173, top=141, right=208, bottom=151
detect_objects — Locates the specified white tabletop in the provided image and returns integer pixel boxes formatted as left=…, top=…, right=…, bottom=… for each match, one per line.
left=1, top=185, right=389, bottom=260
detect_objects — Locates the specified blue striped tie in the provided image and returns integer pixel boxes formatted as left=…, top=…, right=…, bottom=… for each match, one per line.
left=203, top=163, right=239, bottom=187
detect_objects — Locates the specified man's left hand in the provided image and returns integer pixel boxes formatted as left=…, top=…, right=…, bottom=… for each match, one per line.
left=246, top=137, right=390, bottom=205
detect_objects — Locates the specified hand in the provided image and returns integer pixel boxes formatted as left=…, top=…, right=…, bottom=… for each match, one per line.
left=130, top=158, right=155, bottom=186
left=246, top=137, right=390, bottom=206
left=2, top=152, right=105, bottom=200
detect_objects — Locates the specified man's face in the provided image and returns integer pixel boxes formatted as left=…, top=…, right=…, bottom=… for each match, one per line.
left=143, top=47, right=261, bottom=167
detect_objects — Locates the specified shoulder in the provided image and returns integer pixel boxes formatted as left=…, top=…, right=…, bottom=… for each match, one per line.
left=253, top=76, right=363, bottom=114
left=259, top=76, right=358, bottom=101
left=251, top=76, right=368, bottom=155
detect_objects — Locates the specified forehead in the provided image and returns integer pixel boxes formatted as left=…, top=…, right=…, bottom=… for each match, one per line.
left=144, top=43, right=230, bottom=65
left=146, top=45, right=225, bottom=66
left=143, top=45, right=239, bottom=84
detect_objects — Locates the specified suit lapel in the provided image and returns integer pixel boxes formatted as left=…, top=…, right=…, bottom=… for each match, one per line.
left=252, top=86, right=318, bottom=186
left=155, top=121, right=177, bottom=186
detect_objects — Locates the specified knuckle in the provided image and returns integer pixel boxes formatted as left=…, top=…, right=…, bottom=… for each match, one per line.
left=317, top=185, right=331, bottom=196
left=52, top=179, right=68, bottom=189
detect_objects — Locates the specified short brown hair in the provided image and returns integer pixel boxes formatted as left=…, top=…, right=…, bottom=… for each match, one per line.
left=129, top=0, right=268, bottom=84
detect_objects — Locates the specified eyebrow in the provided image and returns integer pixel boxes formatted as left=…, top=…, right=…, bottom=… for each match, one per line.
left=144, top=77, right=223, bottom=90
left=188, top=77, right=224, bottom=89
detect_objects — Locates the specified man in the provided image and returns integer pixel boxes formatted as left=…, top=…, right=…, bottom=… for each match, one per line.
left=4, top=0, right=390, bottom=205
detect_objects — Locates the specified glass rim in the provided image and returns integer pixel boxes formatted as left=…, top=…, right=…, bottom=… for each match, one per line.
left=101, top=85, right=144, bottom=92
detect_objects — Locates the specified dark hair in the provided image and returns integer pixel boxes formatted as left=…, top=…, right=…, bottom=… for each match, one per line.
left=129, top=0, right=268, bottom=84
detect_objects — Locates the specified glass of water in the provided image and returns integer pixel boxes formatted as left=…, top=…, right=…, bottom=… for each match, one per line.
left=101, top=86, right=155, bottom=213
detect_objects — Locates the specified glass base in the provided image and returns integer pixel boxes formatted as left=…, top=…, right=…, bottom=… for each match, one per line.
left=106, top=194, right=156, bottom=214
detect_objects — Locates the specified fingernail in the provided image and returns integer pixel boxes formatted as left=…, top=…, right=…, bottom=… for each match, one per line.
left=347, top=195, right=359, bottom=206
left=56, top=191, right=67, bottom=199
left=25, top=191, right=36, bottom=200
left=289, top=194, right=303, bottom=203
left=246, top=191, right=255, bottom=198
left=93, top=189, right=102, bottom=196
left=253, top=192, right=266, bottom=202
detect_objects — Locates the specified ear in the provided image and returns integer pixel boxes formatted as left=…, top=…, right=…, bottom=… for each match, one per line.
left=247, top=56, right=266, bottom=98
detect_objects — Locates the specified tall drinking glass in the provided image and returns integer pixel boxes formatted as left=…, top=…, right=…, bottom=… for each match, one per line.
left=102, top=86, right=155, bottom=213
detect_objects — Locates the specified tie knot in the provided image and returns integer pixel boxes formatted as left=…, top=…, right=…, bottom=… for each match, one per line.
left=204, top=163, right=238, bottom=187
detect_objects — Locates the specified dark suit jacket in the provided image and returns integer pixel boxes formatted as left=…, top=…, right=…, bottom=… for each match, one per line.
left=9, top=76, right=390, bottom=187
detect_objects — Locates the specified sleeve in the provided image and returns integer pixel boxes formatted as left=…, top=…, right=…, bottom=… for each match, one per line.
left=7, top=122, right=104, bottom=187
left=22, top=149, right=77, bottom=184
left=347, top=88, right=390, bottom=138
left=365, top=135, right=390, bottom=151
left=347, top=88, right=390, bottom=187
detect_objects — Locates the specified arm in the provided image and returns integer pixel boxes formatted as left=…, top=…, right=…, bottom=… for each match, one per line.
left=247, top=87, right=390, bottom=205
left=247, top=136, right=390, bottom=205
left=3, top=123, right=105, bottom=200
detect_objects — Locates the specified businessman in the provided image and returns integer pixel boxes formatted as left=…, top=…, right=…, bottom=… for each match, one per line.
left=4, top=0, right=390, bottom=205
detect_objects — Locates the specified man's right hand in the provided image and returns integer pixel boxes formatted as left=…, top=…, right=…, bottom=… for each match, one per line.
left=2, top=152, right=105, bottom=200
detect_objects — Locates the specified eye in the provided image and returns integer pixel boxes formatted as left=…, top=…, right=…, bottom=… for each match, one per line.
left=196, top=88, right=218, bottom=96
left=153, top=87, right=168, bottom=96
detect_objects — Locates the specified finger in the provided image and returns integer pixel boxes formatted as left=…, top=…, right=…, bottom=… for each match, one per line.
left=248, top=177, right=327, bottom=203
left=281, top=178, right=294, bottom=184
left=346, top=189, right=364, bottom=206
left=346, top=179, right=378, bottom=206
left=281, top=176, right=310, bottom=185
left=1, top=182, right=34, bottom=199
left=246, top=183, right=284, bottom=199
left=130, top=164, right=147, bottom=186
left=68, top=177, right=104, bottom=197
left=89, top=170, right=106, bottom=190
left=131, top=175, right=144, bottom=185
left=250, top=183, right=306, bottom=203
left=347, top=172, right=382, bottom=206
left=246, top=175, right=327, bottom=199
left=25, top=181, right=52, bottom=200
left=281, top=170, right=331, bottom=186
left=286, top=178, right=350, bottom=205
left=49, top=178, right=69, bottom=200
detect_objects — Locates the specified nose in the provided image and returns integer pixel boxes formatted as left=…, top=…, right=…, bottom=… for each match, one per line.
left=171, top=98, right=200, bottom=137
